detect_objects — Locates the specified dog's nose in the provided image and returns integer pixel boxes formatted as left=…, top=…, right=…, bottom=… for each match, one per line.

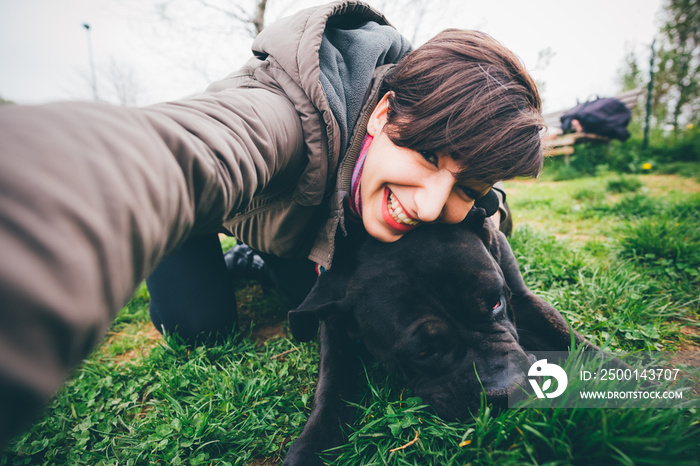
left=483, top=368, right=526, bottom=393
left=479, top=350, right=531, bottom=391
left=481, top=351, right=533, bottom=409
left=485, top=372, right=529, bottom=410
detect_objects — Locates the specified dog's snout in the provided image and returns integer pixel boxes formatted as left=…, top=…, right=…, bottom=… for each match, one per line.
left=478, top=350, right=531, bottom=392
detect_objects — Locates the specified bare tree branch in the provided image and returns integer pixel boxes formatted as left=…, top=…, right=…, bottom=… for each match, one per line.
left=104, top=58, right=147, bottom=106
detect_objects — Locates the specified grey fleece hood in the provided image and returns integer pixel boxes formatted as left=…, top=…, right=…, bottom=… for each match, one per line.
left=251, top=1, right=412, bottom=206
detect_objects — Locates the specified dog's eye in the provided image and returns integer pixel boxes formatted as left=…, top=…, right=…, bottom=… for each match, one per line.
left=415, top=349, right=435, bottom=361
left=492, top=297, right=504, bottom=313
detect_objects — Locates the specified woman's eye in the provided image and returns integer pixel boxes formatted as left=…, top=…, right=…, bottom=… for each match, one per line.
left=459, top=185, right=480, bottom=200
left=419, top=151, right=439, bottom=166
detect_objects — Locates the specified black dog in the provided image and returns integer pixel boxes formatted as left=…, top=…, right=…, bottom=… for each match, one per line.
left=283, top=208, right=597, bottom=465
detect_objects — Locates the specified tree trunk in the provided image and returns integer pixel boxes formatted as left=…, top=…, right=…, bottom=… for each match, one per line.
left=252, top=0, right=268, bottom=36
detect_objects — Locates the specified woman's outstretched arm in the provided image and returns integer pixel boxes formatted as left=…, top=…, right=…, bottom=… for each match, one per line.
left=0, top=88, right=304, bottom=443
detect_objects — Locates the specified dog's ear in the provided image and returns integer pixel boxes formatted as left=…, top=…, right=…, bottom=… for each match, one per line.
left=474, top=188, right=500, bottom=218
left=461, top=206, right=492, bottom=249
left=489, top=229, right=595, bottom=351
left=287, top=269, right=351, bottom=342
left=488, top=229, right=541, bottom=299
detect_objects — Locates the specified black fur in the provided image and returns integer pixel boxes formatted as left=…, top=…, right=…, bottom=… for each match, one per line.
left=284, top=208, right=596, bottom=465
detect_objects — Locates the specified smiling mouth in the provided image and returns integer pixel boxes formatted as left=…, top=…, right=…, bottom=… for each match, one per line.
left=387, top=190, right=420, bottom=227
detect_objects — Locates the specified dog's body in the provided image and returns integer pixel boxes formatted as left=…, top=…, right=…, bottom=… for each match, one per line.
left=283, top=209, right=596, bottom=465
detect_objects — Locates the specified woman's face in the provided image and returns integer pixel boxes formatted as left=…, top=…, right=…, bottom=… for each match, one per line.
left=361, top=93, right=492, bottom=243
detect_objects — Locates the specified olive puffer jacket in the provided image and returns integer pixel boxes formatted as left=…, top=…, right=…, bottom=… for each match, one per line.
left=0, top=0, right=411, bottom=443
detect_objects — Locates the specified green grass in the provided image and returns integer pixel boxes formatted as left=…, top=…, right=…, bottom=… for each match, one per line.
left=2, top=172, right=700, bottom=465
left=606, top=176, right=643, bottom=194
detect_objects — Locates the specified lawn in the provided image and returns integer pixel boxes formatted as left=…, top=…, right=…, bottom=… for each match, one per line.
left=2, top=170, right=699, bottom=465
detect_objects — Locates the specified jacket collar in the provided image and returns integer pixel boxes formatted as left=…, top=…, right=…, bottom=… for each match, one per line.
left=308, top=64, right=394, bottom=270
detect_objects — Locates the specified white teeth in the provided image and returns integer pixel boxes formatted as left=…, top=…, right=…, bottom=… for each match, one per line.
left=388, top=192, right=419, bottom=226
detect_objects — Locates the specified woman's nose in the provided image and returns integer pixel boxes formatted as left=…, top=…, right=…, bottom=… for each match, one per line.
left=415, top=171, right=455, bottom=222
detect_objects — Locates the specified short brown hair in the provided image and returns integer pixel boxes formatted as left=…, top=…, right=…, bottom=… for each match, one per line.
left=384, top=29, right=544, bottom=184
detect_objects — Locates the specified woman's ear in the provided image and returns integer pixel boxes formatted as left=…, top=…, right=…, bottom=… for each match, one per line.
left=367, top=92, right=392, bottom=136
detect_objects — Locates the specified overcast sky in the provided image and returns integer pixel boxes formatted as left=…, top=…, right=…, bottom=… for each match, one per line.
left=1, top=0, right=663, bottom=114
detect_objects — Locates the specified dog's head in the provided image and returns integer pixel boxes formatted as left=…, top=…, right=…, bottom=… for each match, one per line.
left=289, top=210, right=534, bottom=419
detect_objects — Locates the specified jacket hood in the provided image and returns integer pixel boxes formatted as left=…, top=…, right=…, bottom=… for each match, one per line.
left=252, top=0, right=411, bottom=205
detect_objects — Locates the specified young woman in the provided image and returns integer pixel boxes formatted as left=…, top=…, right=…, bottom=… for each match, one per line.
left=147, top=11, right=544, bottom=344
left=0, top=0, right=543, bottom=443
